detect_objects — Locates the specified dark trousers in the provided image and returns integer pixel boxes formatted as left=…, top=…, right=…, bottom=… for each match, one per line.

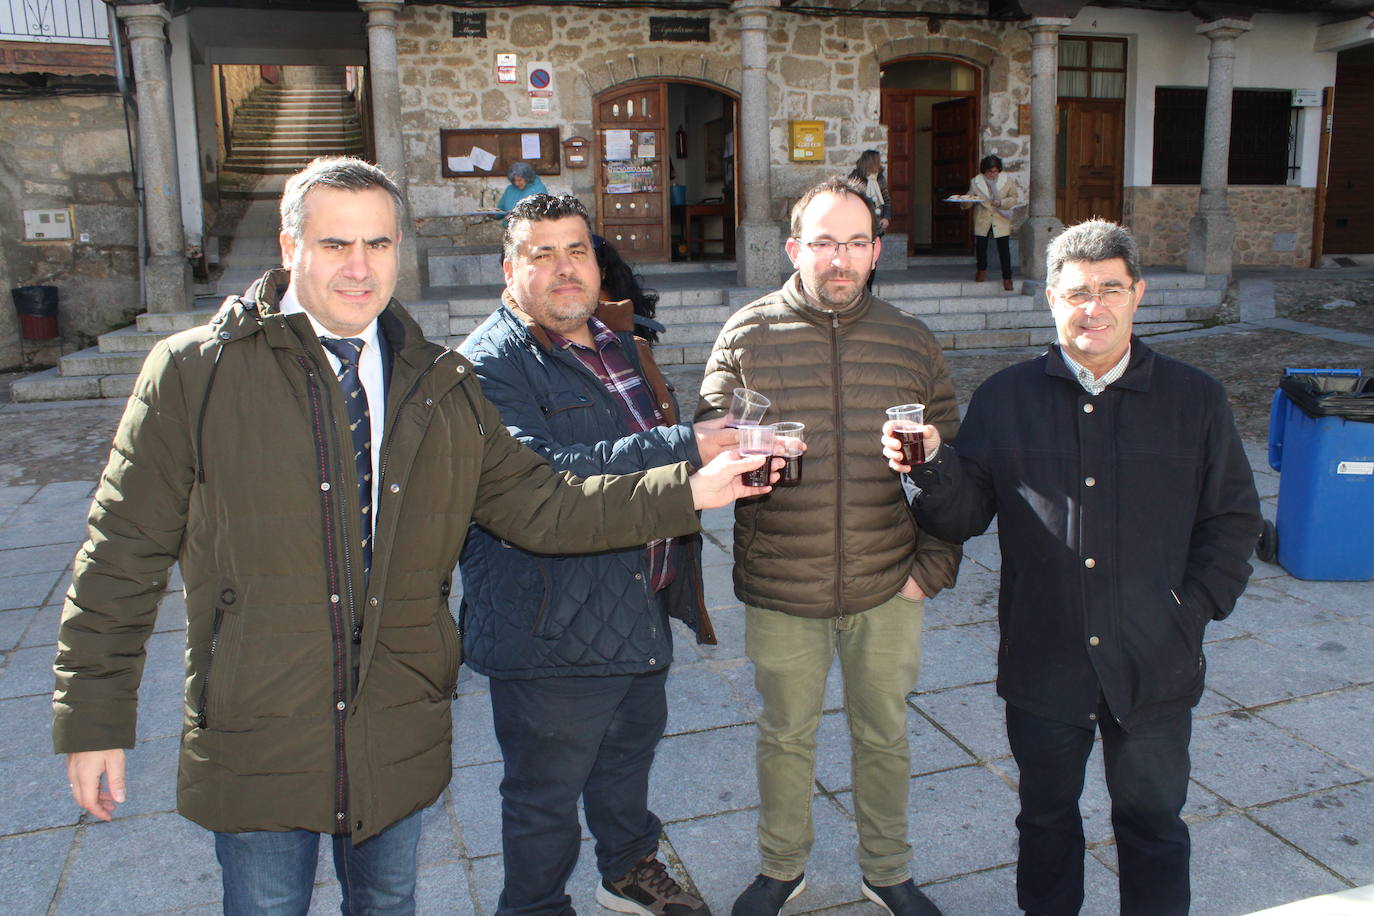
left=1006, top=700, right=1192, bottom=916
left=489, top=668, right=669, bottom=916
left=976, top=228, right=1013, bottom=279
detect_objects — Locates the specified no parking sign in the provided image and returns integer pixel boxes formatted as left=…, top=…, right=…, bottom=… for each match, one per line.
left=527, top=62, right=554, bottom=97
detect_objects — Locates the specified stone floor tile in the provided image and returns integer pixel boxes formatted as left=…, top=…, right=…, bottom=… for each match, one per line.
left=1250, top=781, right=1374, bottom=886
left=1257, top=686, right=1374, bottom=776
left=0, top=606, right=38, bottom=651
left=155, top=589, right=190, bottom=633
left=0, top=483, right=39, bottom=511
left=1261, top=577, right=1374, bottom=618
left=452, top=689, right=502, bottom=768
left=904, top=765, right=1022, bottom=878
left=0, top=509, right=89, bottom=550
left=0, top=541, right=78, bottom=576
left=699, top=505, right=734, bottom=537
left=1204, top=636, right=1349, bottom=708
left=0, top=752, right=83, bottom=833
left=1187, top=813, right=1350, bottom=914
left=0, top=828, right=74, bottom=916
left=0, top=644, right=62, bottom=699
left=688, top=605, right=747, bottom=661
left=1256, top=619, right=1374, bottom=686
left=55, top=814, right=220, bottom=915
left=0, top=569, right=65, bottom=610
left=959, top=531, right=1001, bottom=572
left=0, top=693, right=53, bottom=761
left=711, top=658, right=763, bottom=720
left=30, top=481, right=97, bottom=504
left=20, top=603, right=65, bottom=649
left=664, top=663, right=757, bottom=736
left=1193, top=685, right=1243, bottom=718
left=112, top=735, right=181, bottom=819
left=1190, top=711, right=1366, bottom=808
left=913, top=684, right=1010, bottom=763
left=924, top=565, right=999, bottom=629
left=812, top=707, right=975, bottom=795
left=668, top=797, right=867, bottom=914
left=912, top=622, right=999, bottom=693
left=1207, top=581, right=1339, bottom=639
left=450, top=760, right=506, bottom=859
left=918, top=859, right=1122, bottom=916
left=649, top=723, right=758, bottom=823
left=701, top=565, right=742, bottom=610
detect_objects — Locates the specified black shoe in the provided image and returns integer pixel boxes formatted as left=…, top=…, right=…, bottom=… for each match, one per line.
left=860, top=878, right=942, bottom=916
left=731, top=873, right=806, bottom=916
left=597, top=856, right=710, bottom=916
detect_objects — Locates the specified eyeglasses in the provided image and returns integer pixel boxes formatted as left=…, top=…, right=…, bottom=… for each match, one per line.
left=799, top=239, right=874, bottom=258
left=1056, top=285, right=1136, bottom=308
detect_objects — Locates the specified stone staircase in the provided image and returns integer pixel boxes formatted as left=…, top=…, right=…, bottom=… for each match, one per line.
left=10, top=260, right=1225, bottom=403
left=222, top=83, right=364, bottom=175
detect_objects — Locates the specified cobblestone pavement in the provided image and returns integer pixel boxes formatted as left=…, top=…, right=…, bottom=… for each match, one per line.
left=3, top=316, right=1372, bottom=915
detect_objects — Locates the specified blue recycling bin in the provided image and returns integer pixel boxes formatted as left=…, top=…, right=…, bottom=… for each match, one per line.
left=1267, top=368, right=1374, bottom=580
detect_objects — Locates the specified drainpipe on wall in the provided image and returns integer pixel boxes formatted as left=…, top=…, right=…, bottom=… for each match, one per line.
left=109, top=3, right=147, bottom=311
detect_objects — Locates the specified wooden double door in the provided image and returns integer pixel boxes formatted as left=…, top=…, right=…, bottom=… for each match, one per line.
left=881, top=90, right=976, bottom=252
left=594, top=83, right=670, bottom=261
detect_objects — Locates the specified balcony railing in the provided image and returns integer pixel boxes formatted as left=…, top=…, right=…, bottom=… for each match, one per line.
left=1, top=0, right=110, bottom=45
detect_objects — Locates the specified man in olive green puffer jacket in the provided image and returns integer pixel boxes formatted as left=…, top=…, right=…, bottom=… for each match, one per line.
left=51, top=157, right=770, bottom=915
left=699, top=177, right=961, bottom=916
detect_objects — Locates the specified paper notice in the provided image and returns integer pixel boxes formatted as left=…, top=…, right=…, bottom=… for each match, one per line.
left=447, top=155, right=473, bottom=172
left=469, top=146, right=497, bottom=171
left=604, top=129, right=633, bottom=160
left=521, top=133, right=542, bottom=159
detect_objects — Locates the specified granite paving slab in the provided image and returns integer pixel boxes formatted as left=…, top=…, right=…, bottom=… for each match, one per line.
left=1260, top=576, right=1374, bottom=618
left=18, top=603, right=62, bottom=648
left=1190, top=711, right=1366, bottom=808
left=0, top=828, right=74, bottom=916
left=1250, top=782, right=1374, bottom=886
left=664, top=662, right=757, bottom=735
left=0, top=643, right=63, bottom=700
left=912, top=683, right=1011, bottom=762
left=452, top=689, right=502, bottom=768
left=0, top=569, right=65, bottom=610
left=912, top=621, right=999, bottom=693
left=0, top=541, right=81, bottom=576
left=0, top=693, right=53, bottom=761
left=1256, top=686, right=1374, bottom=777
left=1206, top=580, right=1340, bottom=639
left=648, top=723, right=759, bottom=822
left=0, top=606, right=38, bottom=650
left=811, top=707, right=975, bottom=794
left=902, top=765, right=1022, bottom=878
left=54, top=814, right=221, bottom=914
left=1185, top=814, right=1346, bottom=915
left=923, top=564, right=999, bottom=628
left=1254, top=619, right=1374, bottom=685
left=1204, top=636, right=1351, bottom=708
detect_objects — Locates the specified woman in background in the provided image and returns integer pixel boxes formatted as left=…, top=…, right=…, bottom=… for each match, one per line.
left=961, top=154, right=1019, bottom=290
left=848, top=149, right=891, bottom=235
left=595, top=235, right=663, bottom=345
left=498, top=161, right=548, bottom=212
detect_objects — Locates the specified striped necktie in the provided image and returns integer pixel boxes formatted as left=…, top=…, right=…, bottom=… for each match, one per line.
left=318, top=336, right=373, bottom=583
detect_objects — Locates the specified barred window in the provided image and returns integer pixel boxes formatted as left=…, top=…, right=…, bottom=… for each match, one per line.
left=1153, top=88, right=1293, bottom=185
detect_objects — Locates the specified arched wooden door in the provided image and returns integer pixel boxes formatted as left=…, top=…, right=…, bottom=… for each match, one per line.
left=594, top=83, right=670, bottom=261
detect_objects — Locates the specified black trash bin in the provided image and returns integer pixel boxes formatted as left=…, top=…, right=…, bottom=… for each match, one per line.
left=11, top=285, right=60, bottom=340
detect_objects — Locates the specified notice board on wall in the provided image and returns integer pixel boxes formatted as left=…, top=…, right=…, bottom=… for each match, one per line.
left=440, top=128, right=561, bottom=178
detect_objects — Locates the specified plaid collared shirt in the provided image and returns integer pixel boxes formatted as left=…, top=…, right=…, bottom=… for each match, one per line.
left=1061, top=345, right=1131, bottom=396
left=547, top=317, right=678, bottom=591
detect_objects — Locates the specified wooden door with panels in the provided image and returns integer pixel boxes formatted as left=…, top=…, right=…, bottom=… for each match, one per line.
left=1056, top=99, right=1124, bottom=224
left=931, top=97, right=975, bottom=250
left=880, top=89, right=917, bottom=244
left=594, top=82, right=669, bottom=262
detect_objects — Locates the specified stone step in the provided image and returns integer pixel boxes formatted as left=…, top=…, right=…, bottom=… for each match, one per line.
left=138, top=310, right=217, bottom=332
left=97, top=326, right=165, bottom=353
left=231, top=129, right=364, bottom=143
left=227, top=141, right=366, bottom=155
left=10, top=367, right=137, bottom=403
left=59, top=347, right=150, bottom=377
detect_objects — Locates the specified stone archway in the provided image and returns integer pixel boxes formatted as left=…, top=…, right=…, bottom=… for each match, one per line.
left=578, top=54, right=742, bottom=100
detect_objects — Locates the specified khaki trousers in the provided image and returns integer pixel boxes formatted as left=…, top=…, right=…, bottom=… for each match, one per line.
left=744, top=593, right=925, bottom=884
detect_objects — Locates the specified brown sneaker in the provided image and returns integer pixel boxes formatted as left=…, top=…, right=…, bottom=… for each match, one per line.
left=597, top=856, right=711, bottom=916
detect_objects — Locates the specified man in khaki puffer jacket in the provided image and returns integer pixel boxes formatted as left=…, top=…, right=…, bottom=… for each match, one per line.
left=698, top=177, right=961, bottom=916
left=51, top=157, right=771, bottom=915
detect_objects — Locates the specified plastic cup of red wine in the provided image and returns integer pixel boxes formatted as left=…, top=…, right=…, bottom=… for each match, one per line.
left=737, top=423, right=776, bottom=487
left=773, top=421, right=805, bottom=486
left=885, top=403, right=926, bottom=466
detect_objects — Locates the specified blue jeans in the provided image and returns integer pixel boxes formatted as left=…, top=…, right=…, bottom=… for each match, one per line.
left=1006, top=701, right=1192, bottom=916
left=489, top=669, right=669, bottom=916
left=214, top=809, right=423, bottom=915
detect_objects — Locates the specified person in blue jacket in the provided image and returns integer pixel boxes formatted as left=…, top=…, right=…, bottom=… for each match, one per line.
left=885, top=219, right=1261, bottom=916
left=458, top=193, right=752, bottom=916
left=497, top=160, right=548, bottom=212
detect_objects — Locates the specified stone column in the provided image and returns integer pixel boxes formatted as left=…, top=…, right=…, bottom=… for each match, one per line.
left=117, top=4, right=191, bottom=313
left=360, top=0, right=421, bottom=300
left=1185, top=18, right=1251, bottom=278
left=733, top=0, right=781, bottom=290
left=1016, top=17, right=1071, bottom=284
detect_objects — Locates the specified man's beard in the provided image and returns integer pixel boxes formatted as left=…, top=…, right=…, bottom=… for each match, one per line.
left=814, top=269, right=865, bottom=309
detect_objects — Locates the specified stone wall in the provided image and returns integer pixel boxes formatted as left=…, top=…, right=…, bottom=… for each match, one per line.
left=0, top=93, right=140, bottom=369
left=391, top=3, right=1030, bottom=245
left=1125, top=185, right=1317, bottom=268
left=215, top=64, right=265, bottom=168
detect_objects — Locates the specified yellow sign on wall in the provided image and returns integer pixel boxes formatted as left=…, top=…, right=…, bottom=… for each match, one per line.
left=789, top=120, right=825, bottom=162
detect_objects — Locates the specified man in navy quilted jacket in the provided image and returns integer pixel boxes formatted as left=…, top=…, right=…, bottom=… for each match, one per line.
left=459, top=194, right=741, bottom=916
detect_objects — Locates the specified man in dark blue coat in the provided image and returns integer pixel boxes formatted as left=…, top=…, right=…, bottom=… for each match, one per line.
left=459, top=194, right=739, bottom=916
left=883, top=220, right=1262, bottom=916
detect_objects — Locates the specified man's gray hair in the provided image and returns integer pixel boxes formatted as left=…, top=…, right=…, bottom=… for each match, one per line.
left=279, top=157, right=404, bottom=241
left=1045, top=219, right=1143, bottom=288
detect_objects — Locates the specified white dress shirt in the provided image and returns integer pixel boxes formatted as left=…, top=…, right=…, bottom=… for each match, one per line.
left=279, top=288, right=385, bottom=533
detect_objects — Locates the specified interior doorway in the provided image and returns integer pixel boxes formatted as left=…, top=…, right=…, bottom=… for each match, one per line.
left=881, top=58, right=980, bottom=254
left=593, top=80, right=738, bottom=263
left=1322, top=44, right=1374, bottom=254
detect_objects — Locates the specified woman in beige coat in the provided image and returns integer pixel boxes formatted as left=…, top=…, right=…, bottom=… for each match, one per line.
left=962, top=154, right=1019, bottom=290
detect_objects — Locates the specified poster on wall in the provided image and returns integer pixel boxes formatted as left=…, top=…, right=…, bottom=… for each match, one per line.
left=496, top=53, right=518, bottom=84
